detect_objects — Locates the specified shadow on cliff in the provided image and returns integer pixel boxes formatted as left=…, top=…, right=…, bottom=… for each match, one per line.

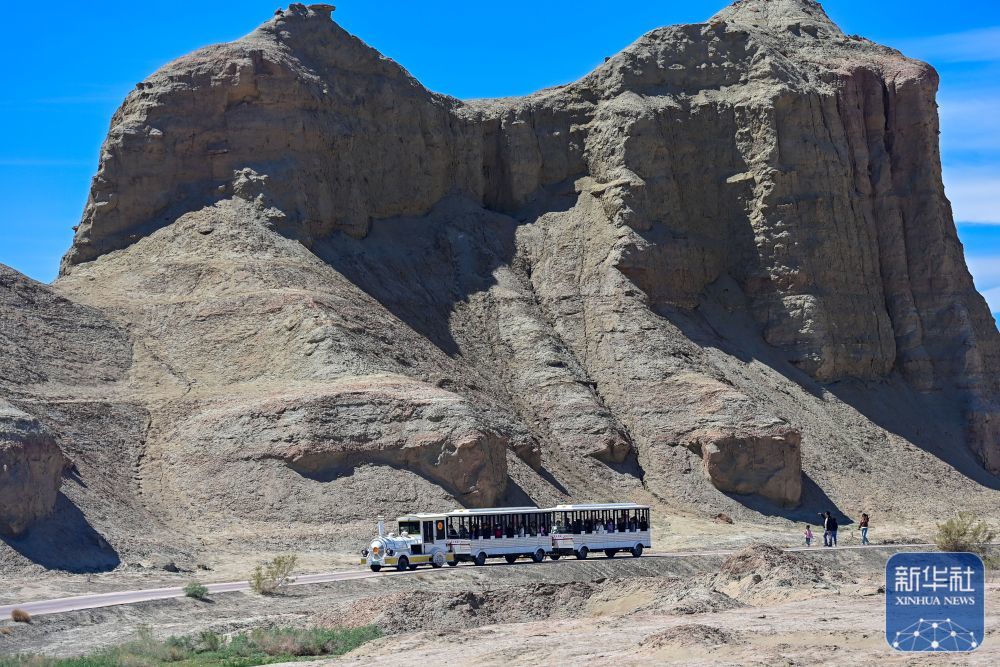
left=656, top=277, right=828, bottom=401
left=1, top=492, right=120, bottom=572
left=826, top=379, right=1000, bottom=491
left=658, top=277, right=1000, bottom=490
left=311, top=195, right=521, bottom=357
left=725, top=473, right=852, bottom=526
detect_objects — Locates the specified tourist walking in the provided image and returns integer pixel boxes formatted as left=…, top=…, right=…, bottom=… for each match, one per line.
left=804, top=524, right=813, bottom=547
left=820, top=511, right=838, bottom=547
left=859, top=512, right=870, bottom=545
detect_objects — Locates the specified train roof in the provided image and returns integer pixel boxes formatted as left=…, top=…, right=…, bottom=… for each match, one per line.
left=395, top=512, right=448, bottom=521
left=394, top=503, right=650, bottom=521
left=447, top=506, right=544, bottom=516
left=550, top=503, right=649, bottom=510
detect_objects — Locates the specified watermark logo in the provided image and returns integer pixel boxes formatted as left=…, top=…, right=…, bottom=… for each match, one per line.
left=885, top=552, right=984, bottom=652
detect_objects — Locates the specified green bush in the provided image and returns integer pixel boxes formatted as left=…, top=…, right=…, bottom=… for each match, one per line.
left=935, top=512, right=996, bottom=556
left=197, top=630, right=222, bottom=653
left=249, top=554, right=298, bottom=595
left=0, top=624, right=382, bottom=666
left=184, top=581, right=209, bottom=600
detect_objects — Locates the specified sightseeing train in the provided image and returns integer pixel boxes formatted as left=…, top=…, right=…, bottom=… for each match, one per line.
left=360, top=503, right=651, bottom=571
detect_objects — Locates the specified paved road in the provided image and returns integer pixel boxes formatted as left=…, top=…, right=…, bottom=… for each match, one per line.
left=0, top=543, right=933, bottom=619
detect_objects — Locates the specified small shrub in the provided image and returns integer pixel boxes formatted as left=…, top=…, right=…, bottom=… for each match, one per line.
left=935, top=512, right=996, bottom=556
left=10, top=609, right=31, bottom=624
left=246, top=626, right=383, bottom=657
left=249, top=554, right=298, bottom=595
left=183, top=581, right=209, bottom=600
left=196, top=630, right=222, bottom=653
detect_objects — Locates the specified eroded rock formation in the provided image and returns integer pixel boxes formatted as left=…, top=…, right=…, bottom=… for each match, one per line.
left=0, top=401, right=68, bottom=536
left=3, top=0, right=999, bottom=565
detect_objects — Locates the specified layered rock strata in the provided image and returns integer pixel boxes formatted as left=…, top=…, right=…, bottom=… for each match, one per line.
left=3, top=0, right=997, bottom=559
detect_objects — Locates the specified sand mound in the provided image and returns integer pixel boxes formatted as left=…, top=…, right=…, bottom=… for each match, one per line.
left=714, top=543, right=843, bottom=604
left=317, top=576, right=742, bottom=634
left=718, top=543, right=806, bottom=578
left=317, top=582, right=597, bottom=633
left=640, top=623, right=738, bottom=649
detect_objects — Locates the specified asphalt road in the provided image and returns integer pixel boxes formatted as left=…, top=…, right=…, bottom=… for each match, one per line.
left=0, top=543, right=933, bottom=619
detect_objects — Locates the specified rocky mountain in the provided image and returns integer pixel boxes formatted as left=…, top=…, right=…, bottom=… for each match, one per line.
left=2, top=0, right=998, bottom=570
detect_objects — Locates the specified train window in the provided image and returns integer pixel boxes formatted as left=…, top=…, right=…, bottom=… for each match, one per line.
left=422, top=521, right=434, bottom=544
left=398, top=520, right=420, bottom=536
left=435, top=519, right=446, bottom=540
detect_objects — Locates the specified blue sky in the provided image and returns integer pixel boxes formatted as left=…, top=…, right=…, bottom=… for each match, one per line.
left=0, top=1, right=997, bottom=317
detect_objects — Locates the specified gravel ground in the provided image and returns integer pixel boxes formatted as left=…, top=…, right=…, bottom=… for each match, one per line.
left=5, top=544, right=993, bottom=666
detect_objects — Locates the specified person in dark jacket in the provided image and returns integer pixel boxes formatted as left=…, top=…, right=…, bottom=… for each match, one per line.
left=820, top=511, right=838, bottom=547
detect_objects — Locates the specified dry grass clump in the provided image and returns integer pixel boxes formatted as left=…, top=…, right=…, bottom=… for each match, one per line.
left=10, top=609, right=31, bottom=624
left=935, top=512, right=996, bottom=556
left=249, top=554, right=298, bottom=595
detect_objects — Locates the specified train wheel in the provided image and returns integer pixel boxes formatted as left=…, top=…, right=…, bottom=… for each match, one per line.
left=370, top=564, right=381, bottom=572
left=549, top=553, right=561, bottom=560
left=604, top=549, right=616, bottom=558
left=631, top=544, right=644, bottom=558
left=576, top=547, right=588, bottom=560
left=431, top=552, right=446, bottom=568
left=396, top=556, right=409, bottom=571
left=504, top=554, right=518, bottom=564
left=474, top=552, right=487, bottom=567
left=532, top=549, right=545, bottom=563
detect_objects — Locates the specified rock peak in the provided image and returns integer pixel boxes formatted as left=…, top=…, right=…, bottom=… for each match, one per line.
left=282, top=3, right=335, bottom=19
left=711, top=0, right=842, bottom=36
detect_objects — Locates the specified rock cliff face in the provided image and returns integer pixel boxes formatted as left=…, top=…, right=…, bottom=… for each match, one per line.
left=0, top=263, right=142, bottom=549
left=4, top=0, right=998, bottom=565
left=0, top=401, right=68, bottom=536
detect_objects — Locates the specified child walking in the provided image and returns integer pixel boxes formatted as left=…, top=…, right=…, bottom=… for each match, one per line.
left=804, top=524, right=813, bottom=546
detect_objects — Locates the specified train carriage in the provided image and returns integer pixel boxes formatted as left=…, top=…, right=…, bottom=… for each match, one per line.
left=548, top=503, right=651, bottom=559
left=445, top=507, right=553, bottom=566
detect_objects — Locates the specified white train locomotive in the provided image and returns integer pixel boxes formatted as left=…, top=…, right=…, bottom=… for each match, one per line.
left=361, top=503, right=651, bottom=571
